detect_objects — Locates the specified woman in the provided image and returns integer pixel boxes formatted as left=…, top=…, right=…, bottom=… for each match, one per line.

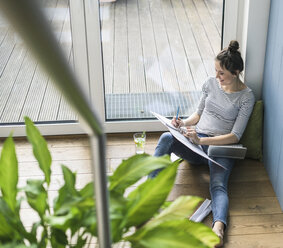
left=150, top=40, right=255, bottom=247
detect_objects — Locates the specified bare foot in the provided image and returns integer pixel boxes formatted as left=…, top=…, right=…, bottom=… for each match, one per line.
left=213, top=221, right=224, bottom=247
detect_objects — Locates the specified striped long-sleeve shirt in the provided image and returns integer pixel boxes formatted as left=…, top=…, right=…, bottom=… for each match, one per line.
left=195, top=77, right=255, bottom=141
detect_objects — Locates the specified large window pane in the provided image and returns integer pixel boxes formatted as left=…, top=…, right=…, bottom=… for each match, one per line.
left=0, top=0, right=77, bottom=125
left=100, top=0, right=223, bottom=120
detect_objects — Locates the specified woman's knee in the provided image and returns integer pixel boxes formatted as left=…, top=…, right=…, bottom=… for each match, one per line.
left=210, top=180, right=227, bottom=194
left=154, top=132, right=174, bottom=157
left=159, top=132, right=174, bottom=144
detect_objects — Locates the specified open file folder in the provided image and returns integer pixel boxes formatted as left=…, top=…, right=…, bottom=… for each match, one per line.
left=189, top=199, right=212, bottom=222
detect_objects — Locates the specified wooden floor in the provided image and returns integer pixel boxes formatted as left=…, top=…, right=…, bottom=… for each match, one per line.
left=2, top=133, right=282, bottom=247
left=0, top=0, right=222, bottom=123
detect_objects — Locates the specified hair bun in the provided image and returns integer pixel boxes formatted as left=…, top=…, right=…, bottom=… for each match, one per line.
left=228, top=40, right=239, bottom=53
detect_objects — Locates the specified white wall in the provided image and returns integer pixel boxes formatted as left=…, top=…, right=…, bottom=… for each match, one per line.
left=223, top=0, right=271, bottom=100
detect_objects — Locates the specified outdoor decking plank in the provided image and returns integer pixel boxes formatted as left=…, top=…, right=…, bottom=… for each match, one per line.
left=57, top=52, right=77, bottom=121
left=38, top=0, right=72, bottom=121
left=161, top=0, right=194, bottom=92
left=56, top=7, right=76, bottom=121
left=0, top=29, right=15, bottom=77
left=193, top=0, right=221, bottom=55
left=1, top=50, right=36, bottom=123
left=149, top=0, right=179, bottom=92
left=18, top=0, right=62, bottom=122
left=113, top=0, right=129, bottom=93
left=171, top=0, right=207, bottom=92
left=18, top=0, right=74, bottom=122
left=204, top=0, right=223, bottom=35
left=127, top=0, right=146, bottom=93
left=182, top=0, right=215, bottom=77
left=138, top=0, right=163, bottom=93
left=37, top=74, right=61, bottom=121
left=0, top=0, right=77, bottom=123
left=18, top=67, right=49, bottom=122
left=0, top=44, right=27, bottom=121
left=101, top=3, right=115, bottom=94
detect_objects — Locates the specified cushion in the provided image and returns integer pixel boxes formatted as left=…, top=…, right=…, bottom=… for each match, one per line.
left=240, top=100, right=263, bottom=160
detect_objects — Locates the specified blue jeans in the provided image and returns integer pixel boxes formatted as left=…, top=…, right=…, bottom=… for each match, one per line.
left=150, top=132, right=235, bottom=227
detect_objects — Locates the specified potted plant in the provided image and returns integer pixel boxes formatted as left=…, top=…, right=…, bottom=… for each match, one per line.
left=0, top=117, right=219, bottom=247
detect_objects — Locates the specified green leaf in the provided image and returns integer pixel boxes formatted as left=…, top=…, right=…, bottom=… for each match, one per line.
left=0, top=212, right=14, bottom=242
left=109, top=191, right=127, bottom=242
left=25, top=116, right=52, bottom=185
left=61, top=165, right=78, bottom=196
left=182, top=221, right=220, bottom=248
left=0, top=135, right=18, bottom=212
left=50, top=228, right=68, bottom=247
left=46, top=211, right=74, bottom=231
left=24, top=179, right=48, bottom=218
left=0, top=198, right=36, bottom=244
left=125, top=160, right=180, bottom=227
left=109, top=154, right=172, bottom=194
left=30, top=221, right=41, bottom=238
left=80, top=208, right=97, bottom=235
left=145, top=196, right=203, bottom=229
left=0, top=243, right=37, bottom=248
left=53, top=165, right=80, bottom=212
left=79, top=182, right=94, bottom=198
left=127, top=220, right=219, bottom=248
left=75, top=235, right=87, bottom=248
left=127, top=220, right=209, bottom=248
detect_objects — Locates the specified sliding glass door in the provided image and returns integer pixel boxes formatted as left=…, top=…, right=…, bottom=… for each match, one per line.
left=0, top=0, right=85, bottom=136
left=0, top=0, right=230, bottom=135
left=95, top=0, right=224, bottom=132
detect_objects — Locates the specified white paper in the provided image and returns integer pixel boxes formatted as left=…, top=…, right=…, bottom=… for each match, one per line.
left=151, top=111, right=227, bottom=170
left=189, top=199, right=212, bottom=222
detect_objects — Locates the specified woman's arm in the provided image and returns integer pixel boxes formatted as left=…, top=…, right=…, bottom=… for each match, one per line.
left=198, top=133, right=239, bottom=145
left=172, top=112, right=200, bottom=127
left=185, top=130, right=238, bottom=146
left=183, top=112, right=200, bottom=126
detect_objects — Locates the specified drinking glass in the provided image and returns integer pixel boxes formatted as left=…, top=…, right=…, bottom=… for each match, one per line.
left=133, top=132, right=146, bottom=154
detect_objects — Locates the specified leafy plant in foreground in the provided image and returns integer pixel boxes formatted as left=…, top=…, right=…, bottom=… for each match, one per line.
left=0, top=117, right=219, bottom=247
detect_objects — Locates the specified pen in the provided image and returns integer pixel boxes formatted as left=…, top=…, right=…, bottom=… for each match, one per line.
left=176, top=106, right=180, bottom=120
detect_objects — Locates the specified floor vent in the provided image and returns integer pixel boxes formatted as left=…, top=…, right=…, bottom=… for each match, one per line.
left=105, top=91, right=202, bottom=120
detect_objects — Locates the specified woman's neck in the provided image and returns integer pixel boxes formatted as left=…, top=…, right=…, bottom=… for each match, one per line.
left=221, top=78, right=246, bottom=93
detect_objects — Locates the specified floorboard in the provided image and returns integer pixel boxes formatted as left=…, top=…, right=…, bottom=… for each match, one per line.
left=162, top=0, right=195, bottom=92
left=113, top=0, right=129, bottom=93
left=150, top=0, right=180, bottom=92
left=182, top=0, right=215, bottom=77
left=127, top=0, right=147, bottom=93
left=138, top=0, right=163, bottom=93
left=0, top=0, right=76, bottom=123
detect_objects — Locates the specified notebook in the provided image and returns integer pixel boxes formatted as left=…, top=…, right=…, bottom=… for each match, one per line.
left=208, top=144, right=247, bottom=159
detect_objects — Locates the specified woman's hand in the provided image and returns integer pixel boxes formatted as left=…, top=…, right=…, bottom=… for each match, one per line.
left=172, top=117, right=184, bottom=128
left=184, top=127, right=200, bottom=145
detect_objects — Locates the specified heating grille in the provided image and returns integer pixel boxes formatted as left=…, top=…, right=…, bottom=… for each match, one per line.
left=105, top=91, right=202, bottom=120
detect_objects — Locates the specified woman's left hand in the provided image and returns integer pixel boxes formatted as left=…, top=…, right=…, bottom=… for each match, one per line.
left=184, top=127, right=200, bottom=145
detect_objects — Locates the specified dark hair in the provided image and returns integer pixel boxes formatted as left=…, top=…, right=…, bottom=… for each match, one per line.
left=216, top=40, right=244, bottom=75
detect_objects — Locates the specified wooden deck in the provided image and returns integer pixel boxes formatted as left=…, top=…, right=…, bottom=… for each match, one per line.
left=100, top=0, right=222, bottom=94
left=0, top=0, right=77, bottom=124
left=0, top=0, right=222, bottom=123
left=5, top=133, right=283, bottom=247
